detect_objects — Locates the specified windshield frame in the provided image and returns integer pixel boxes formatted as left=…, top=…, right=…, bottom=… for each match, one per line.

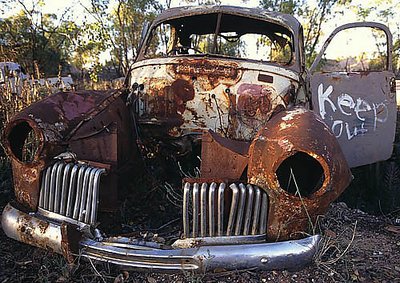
left=136, top=6, right=303, bottom=73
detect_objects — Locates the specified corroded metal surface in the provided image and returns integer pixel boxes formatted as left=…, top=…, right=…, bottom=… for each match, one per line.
left=1, top=5, right=396, bottom=273
left=131, top=57, right=297, bottom=141
left=4, top=90, right=120, bottom=149
left=1, top=203, right=63, bottom=253
left=200, top=130, right=249, bottom=180
left=9, top=159, right=45, bottom=210
left=2, top=89, right=136, bottom=210
left=248, top=107, right=352, bottom=240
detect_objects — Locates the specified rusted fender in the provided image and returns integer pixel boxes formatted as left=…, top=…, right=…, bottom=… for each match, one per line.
left=1, top=89, right=133, bottom=210
left=248, top=107, right=352, bottom=240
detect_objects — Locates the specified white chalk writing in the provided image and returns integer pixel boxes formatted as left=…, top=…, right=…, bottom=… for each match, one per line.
left=318, top=83, right=388, bottom=140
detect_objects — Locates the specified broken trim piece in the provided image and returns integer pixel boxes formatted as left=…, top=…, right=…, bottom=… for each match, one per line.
left=2, top=202, right=320, bottom=273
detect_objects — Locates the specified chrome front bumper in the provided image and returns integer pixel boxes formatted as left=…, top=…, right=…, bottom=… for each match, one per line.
left=1, top=203, right=320, bottom=272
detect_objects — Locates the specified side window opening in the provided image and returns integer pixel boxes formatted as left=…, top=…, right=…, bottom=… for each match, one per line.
left=315, top=27, right=388, bottom=73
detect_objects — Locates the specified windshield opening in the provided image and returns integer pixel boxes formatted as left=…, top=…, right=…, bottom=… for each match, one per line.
left=144, top=13, right=294, bottom=65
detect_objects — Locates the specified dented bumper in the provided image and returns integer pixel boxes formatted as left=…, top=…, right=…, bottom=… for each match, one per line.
left=2, top=203, right=320, bottom=272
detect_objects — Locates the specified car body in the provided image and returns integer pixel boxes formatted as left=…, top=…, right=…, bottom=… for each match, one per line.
left=1, top=5, right=397, bottom=273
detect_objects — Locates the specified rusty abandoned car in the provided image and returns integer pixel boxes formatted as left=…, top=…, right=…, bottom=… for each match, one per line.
left=1, top=6, right=397, bottom=273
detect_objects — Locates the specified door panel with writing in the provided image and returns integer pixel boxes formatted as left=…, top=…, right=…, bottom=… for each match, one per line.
left=309, top=23, right=396, bottom=168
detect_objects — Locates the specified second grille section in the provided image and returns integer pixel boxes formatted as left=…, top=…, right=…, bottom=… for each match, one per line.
left=183, top=182, right=268, bottom=238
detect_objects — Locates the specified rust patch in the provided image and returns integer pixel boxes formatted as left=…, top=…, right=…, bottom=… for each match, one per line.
left=173, top=59, right=240, bottom=81
left=138, top=78, right=195, bottom=129
left=37, top=219, right=50, bottom=234
left=200, top=130, right=249, bottom=180
left=10, top=159, right=45, bottom=210
left=248, top=107, right=352, bottom=240
left=167, top=79, right=195, bottom=114
left=237, top=83, right=274, bottom=117
left=16, top=211, right=56, bottom=253
left=168, top=58, right=242, bottom=90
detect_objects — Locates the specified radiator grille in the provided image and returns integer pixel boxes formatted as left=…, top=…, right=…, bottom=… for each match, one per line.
left=183, top=182, right=268, bottom=238
left=38, top=161, right=105, bottom=225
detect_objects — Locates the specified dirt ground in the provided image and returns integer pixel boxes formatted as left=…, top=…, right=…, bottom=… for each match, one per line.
left=1, top=197, right=399, bottom=283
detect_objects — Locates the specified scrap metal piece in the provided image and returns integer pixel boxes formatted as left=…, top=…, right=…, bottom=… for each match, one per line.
left=60, top=222, right=82, bottom=263
left=248, top=107, right=352, bottom=241
left=200, top=130, right=249, bottom=180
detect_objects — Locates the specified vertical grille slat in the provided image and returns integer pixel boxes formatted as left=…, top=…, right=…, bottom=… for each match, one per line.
left=226, top=184, right=239, bottom=236
left=39, top=167, right=51, bottom=209
left=183, top=181, right=268, bottom=238
left=54, top=163, right=65, bottom=213
left=79, top=167, right=94, bottom=222
left=48, top=163, right=59, bottom=211
left=39, top=162, right=105, bottom=226
left=200, top=183, right=208, bottom=237
left=243, top=184, right=254, bottom=235
left=66, top=165, right=78, bottom=217
left=73, top=166, right=87, bottom=220
left=183, top=182, right=190, bottom=238
left=259, top=193, right=269, bottom=235
left=84, top=168, right=97, bottom=223
left=192, top=183, right=199, bottom=238
left=60, top=164, right=72, bottom=215
left=251, top=186, right=261, bottom=235
left=89, top=168, right=105, bottom=225
left=208, top=182, right=216, bottom=237
left=217, top=183, right=225, bottom=236
left=234, top=183, right=247, bottom=236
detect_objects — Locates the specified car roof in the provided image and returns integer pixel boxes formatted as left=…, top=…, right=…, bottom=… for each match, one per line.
left=153, top=5, right=302, bottom=35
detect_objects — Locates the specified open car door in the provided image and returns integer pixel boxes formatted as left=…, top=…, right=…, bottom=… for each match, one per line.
left=309, top=22, right=397, bottom=168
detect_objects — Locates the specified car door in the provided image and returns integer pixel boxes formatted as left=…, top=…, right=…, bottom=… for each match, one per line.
left=309, top=22, right=397, bottom=168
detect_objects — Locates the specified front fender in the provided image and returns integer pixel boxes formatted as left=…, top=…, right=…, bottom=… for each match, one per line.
left=1, top=89, right=135, bottom=210
left=248, top=107, right=352, bottom=240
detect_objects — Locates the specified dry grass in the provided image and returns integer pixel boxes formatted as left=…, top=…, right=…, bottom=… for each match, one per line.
left=0, top=79, right=51, bottom=129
